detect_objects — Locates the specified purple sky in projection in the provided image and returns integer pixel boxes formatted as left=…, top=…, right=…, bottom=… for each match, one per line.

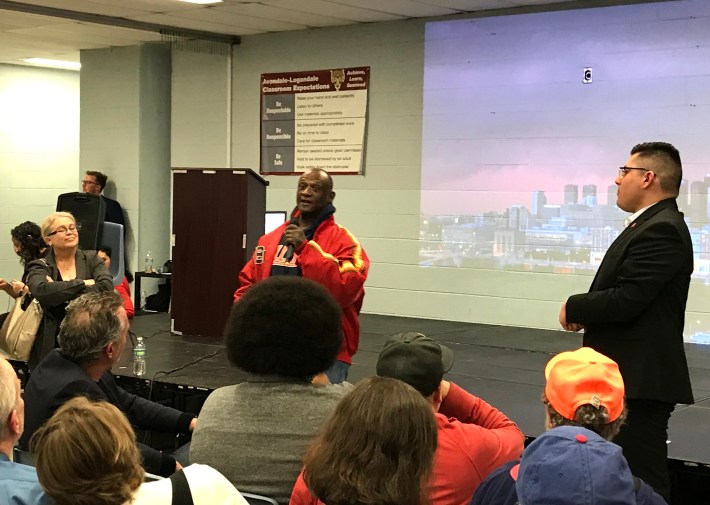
left=420, top=1, right=710, bottom=216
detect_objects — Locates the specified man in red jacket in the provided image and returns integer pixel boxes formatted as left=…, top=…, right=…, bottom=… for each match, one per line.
left=376, top=333, right=525, bottom=505
left=234, top=169, right=369, bottom=384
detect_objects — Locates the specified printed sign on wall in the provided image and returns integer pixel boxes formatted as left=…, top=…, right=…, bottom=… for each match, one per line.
left=260, top=67, right=370, bottom=175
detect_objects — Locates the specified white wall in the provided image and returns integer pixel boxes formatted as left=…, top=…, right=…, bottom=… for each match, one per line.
left=81, top=44, right=172, bottom=279
left=171, top=50, right=231, bottom=168
left=81, top=46, right=141, bottom=269
left=0, top=64, right=79, bottom=297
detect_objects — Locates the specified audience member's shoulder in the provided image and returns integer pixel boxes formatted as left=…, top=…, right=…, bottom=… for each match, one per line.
left=0, top=459, right=40, bottom=482
left=198, top=385, right=239, bottom=410
left=635, top=479, right=669, bottom=505
left=81, top=249, right=100, bottom=260
left=332, top=380, right=355, bottom=393
left=135, top=465, right=248, bottom=505
left=314, top=380, right=354, bottom=396
left=471, top=460, right=519, bottom=505
left=184, top=464, right=249, bottom=504
left=0, top=460, right=51, bottom=504
left=205, top=384, right=239, bottom=400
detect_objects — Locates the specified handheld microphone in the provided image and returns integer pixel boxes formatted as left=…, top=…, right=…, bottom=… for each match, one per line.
left=284, top=217, right=299, bottom=261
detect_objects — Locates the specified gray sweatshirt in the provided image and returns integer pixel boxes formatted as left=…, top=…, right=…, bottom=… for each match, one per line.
left=190, top=375, right=352, bottom=504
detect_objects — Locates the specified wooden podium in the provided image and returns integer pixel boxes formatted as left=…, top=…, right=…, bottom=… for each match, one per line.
left=171, top=168, right=268, bottom=337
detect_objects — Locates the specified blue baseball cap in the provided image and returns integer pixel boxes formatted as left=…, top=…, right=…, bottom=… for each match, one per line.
left=516, top=426, right=636, bottom=505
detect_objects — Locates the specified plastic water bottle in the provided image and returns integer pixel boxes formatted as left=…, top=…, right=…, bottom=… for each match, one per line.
left=133, top=337, right=146, bottom=376
left=145, top=251, right=154, bottom=273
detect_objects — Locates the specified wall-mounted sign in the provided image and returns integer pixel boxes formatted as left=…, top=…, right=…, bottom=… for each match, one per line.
left=260, top=66, right=370, bottom=175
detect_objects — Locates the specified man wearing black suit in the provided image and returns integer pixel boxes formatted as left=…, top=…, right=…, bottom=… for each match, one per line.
left=82, top=170, right=126, bottom=228
left=20, top=291, right=196, bottom=477
left=559, top=142, right=693, bottom=502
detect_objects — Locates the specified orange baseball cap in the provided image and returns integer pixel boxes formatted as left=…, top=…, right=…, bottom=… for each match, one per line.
left=544, top=347, right=625, bottom=422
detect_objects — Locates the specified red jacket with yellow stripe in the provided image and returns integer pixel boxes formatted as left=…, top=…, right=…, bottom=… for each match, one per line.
left=233, top=215, right=369, bottom=364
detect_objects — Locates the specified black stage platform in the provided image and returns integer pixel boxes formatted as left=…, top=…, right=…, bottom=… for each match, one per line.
left=123, top=312, right=710, bottom=502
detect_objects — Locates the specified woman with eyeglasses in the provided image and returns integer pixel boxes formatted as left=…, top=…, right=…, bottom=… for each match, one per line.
left=25, top=211, right=113, bottom=367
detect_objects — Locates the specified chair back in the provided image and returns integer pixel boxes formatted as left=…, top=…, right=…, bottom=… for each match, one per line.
left=100, top=222, right=125, bottom=287
left=56, top=192, right=105, bottom=250
left=241, top=492, right=279, bottom=505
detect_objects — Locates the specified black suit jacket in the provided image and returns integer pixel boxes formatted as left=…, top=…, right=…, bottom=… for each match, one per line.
left=102, top=195, right=125, bottom=228
left=566, top=198, right=694, bottom=405
left=20, top=349, right=194, bottom=476
left=25, top=249, right=114, bottom=368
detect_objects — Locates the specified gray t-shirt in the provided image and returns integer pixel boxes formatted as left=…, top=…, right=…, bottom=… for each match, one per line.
left=190, top=376, right=352, bottom=504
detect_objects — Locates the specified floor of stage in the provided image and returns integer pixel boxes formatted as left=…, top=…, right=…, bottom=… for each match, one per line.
left=124, top=312, right=710, bottom=468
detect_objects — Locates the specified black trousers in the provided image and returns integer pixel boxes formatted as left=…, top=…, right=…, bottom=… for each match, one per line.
left=613, top=398, right=675, bottom=503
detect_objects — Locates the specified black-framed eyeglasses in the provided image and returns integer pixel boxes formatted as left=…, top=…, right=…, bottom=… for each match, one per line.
left=81, top=179, right=99, bottom=186
left=47, top=224, right=81, bottom=237
left=618, top=166, right=650, bottom=178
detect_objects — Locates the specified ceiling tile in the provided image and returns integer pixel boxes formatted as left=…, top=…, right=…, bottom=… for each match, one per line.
left=216, top=3, right=352, bottom=27
left=262, top=0, right=406, bottom=23
left=172, top=6, right=307, bottom=32
left=0, top=1, right=643, bottom=67
left=329, top=0, right=458, bottom=17
left=413, top=0, right=520, bottom=10
left=128, top=13, right=261, bottom=35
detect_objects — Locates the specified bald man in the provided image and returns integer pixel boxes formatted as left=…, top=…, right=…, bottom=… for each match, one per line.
left=0, top=356, right=50, bottom=504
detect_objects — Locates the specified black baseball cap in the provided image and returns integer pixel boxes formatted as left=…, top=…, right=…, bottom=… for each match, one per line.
left=376, top=332, right=454, bottom=397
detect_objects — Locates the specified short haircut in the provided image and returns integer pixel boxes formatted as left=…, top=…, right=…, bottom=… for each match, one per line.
left=303, top=376, right=437, bottom=505
left=0, top=358, right=19, bottom=439
left=10, top=221, right=45, bottom=266
left=86, top=170, right=108, bottom=191
left=630, top=141, right=682, bottom=194
left=58, top=291, right=125, bottom=365
left=40, top=211, right=76, bottom=240
left=30, top=396, right=143, bottom=505
left=542, top=393, right=627, bottom=441
left=226, top=276, right=342, bottom=378
left=98, top=246, right=112, bottom=258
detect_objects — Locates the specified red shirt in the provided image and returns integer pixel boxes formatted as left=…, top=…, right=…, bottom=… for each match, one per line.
left=234, top=215, right=368, bottom=364
left=115, top=277, right=134, bottom=318
left=289, top=382, right=524, bottom=505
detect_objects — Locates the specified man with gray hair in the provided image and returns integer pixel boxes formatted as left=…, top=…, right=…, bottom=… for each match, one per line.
left=19, top=291, right=196, bottom=477
left=0, top=356, right=50, bottom=504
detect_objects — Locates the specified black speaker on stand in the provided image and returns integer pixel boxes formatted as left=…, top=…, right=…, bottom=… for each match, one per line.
left=56, top=192, right=106, bottom=251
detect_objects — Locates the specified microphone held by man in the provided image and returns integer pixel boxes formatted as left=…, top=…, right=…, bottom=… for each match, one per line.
left=283, top=218, right=305, bottom=262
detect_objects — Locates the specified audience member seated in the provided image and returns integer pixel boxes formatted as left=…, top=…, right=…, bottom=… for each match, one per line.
left=373, top=332, right=524, bottom=505
left=0, top=355, right=50, bottom=504
left=30, top=396, right=248, bottom=505
left=25, top=211, right=113, bottom=367
left=516, top=426, right=638, bottom=505
left=19, top=291, right=196, bottom=477
left=191, top=276, right=352, bottom=504
left=289, top=376, right=438, bottom=505
left=471, top=347, right=666, bottom=505
left=97, top=246, right=134, bottom=318
left=0, top=221, right=46, bottom=329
